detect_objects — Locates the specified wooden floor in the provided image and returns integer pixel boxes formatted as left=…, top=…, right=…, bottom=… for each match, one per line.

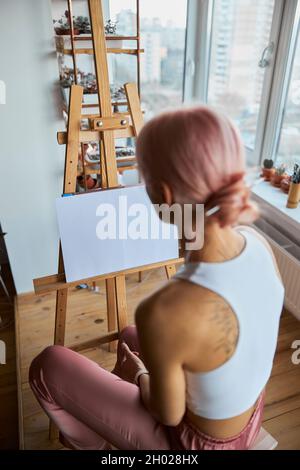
left=16, top=268, right=300, bottom=450
left=0, top=258, right=19, bottom=449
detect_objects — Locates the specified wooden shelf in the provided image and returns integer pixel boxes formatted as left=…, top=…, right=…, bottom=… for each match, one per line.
left=105, top=35, right=140, bottom=41
left=78, top=155, right=137, bottom=177
left=54, top=0, right=142, bottom=102
left=76, top=151, right=138, bottom=180
left=81, top=101, right=128, bottom=108
left=73, top=35, right=140, bottom=41
left=78, top=165, right=137, bottom=177
left=55, top=35, right=140, bottom=41
left=55, top=0, right=142, bottom=178
left=57, top=47, right=144, bottom=55
left=62, top=102, right=128, bottom=112
left=55, top=35, right=143, bottom=55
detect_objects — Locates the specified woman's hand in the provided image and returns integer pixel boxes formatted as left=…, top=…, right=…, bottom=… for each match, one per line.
left=119, top=342, right=148, bottom=384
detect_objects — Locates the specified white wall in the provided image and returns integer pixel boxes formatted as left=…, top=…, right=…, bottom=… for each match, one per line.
left=0, top=0, right=65, bottom=293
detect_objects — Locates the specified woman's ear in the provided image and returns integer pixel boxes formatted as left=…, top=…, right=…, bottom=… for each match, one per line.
left=161, top=182, right=174, bottom=205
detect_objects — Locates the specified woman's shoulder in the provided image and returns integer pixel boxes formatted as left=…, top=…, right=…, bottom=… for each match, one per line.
left=136, top=278, right=205, bottom=314
left=135, top=280, right=184, bottom=326
left=135, top=278, right=239, bottom=371
left=135, top=278, right=226, bottom=335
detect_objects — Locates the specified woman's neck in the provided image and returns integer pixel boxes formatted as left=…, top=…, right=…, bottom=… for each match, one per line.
left=184, top=223, right=246, bottom=264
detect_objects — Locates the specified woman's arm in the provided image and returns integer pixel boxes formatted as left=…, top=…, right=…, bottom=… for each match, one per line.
left=135, top=300, right=186, bottom=427
left=138, top=364, right=186, bottom=426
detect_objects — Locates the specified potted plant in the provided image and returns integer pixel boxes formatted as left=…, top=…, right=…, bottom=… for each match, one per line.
left=83, top=143, right=100, bottom=163
left=60, top=66, right=74, bottom=87
left=82, top=72, right=97, bottom=94
left=77, top=175, right=99, bottom=190
left=116, top=147, right=135, bottom=157
left=54, top=18, right=69, bottom=35
left=105, top=19, right=118, bottom=35
left=261, top=159, right=275, bottom=181
left=287, top=164, right=300, bottom=209
left=271, top=164, right=287, bottom=187
left=54, top=11, right=80, bottom=35
left=73, top=16, right=91, bottom=34
left=110, top=85, right=126, bottom=102
left=105, top=20, right=123, bottom=49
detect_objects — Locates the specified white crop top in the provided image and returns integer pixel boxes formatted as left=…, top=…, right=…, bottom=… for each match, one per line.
left=174, top=229, right=284, bottom=420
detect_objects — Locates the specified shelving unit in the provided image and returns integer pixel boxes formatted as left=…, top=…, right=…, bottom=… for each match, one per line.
left=52, top=0, right=143, bottom=187
left=56, top=37, right=144, bottom=56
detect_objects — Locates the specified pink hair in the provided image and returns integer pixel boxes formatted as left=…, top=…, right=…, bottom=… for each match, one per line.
left=136, top=106, right=259, bottom=227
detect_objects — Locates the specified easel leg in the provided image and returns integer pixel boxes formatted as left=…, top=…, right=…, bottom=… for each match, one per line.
left=49, top=288, right=68, bottom=441
left=106, top=277, right=128, bottom=352
left=106, top=278, right=117, bottom=352
left=54, top=289, right=68, bottom=346
left=115, top=275, right=128, bottom=332
left=165, top=265, right=177, bottom=280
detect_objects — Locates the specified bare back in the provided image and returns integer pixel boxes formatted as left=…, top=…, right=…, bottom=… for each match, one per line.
left=135, top=226, right=282, bottom=438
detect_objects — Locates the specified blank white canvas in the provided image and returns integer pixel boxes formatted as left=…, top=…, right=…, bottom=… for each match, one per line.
left=56, top=185, right=179, bottom=283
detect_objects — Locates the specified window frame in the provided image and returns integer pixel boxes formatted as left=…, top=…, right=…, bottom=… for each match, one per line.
left=249, top=0, right=285, bottom=166
left=183, top=0, right=214, bottom=103
left=261, top=0, right=300, bottom=163
left=184, top=0, right=300, bottom=167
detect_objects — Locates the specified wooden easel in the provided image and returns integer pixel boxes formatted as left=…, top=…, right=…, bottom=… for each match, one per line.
left=34, top=0, right=182, bottom=440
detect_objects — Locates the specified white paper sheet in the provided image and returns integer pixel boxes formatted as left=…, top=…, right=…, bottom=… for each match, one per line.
left=56, top=185, right=179, bottom=282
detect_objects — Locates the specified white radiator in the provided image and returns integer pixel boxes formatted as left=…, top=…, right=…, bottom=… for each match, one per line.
left=254, top=220, right=300, bottom=320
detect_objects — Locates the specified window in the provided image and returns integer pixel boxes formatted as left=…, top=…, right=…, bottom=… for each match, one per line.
left=207, top=0, right=275, bottom=151
left=184, top=0, right=300, bottom=228
left=276, top=22, right=300, bottom=169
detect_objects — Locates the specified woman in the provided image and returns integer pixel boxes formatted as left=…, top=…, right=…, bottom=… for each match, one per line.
left=30, top=107, right=284, bottom=450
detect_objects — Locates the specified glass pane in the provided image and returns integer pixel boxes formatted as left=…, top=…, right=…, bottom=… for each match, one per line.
left=108, top=0, right=137, bottom=36
left=108, top=52, right=138, bottom=91
left=207, top=0, right=275, bottom=150
left=109, top=0, right=188, bottom=119
left=276, top=23, right=300, bottom=169
left=140, top=0, right=187, bottom=118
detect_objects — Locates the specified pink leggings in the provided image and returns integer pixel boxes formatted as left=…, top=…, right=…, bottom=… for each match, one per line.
left=29, top=326, right=264, bottom=450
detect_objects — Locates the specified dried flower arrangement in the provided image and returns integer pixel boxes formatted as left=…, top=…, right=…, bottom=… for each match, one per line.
left=286, top=164, right=300, bottom=209
left=291, top=163, right=300, bottom=184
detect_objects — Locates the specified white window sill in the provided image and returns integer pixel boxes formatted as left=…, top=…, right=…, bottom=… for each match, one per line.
left=251, top=181, right=300, bottom=241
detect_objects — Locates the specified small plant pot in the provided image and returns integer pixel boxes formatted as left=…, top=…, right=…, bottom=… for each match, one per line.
left=78, top=28, right=91, bottom=35
left=280, top=177, right=291, bottom=194
left=55, top=27, right=80, bottom=36
left=286, top=182, right=300, bottom=209
left=271, top=173, right=287, bottom=187
left=77, top=175, right=98, bottom=190
left=55, top=27, right=65, bottom=35
left=86, top=176, right=98, bottom=190
left=84, top=85, right=97, bottom=94
left=262, top=167, right=275, bottom=181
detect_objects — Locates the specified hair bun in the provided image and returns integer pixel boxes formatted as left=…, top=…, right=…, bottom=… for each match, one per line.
left=205, top=173, right=259, bottom=227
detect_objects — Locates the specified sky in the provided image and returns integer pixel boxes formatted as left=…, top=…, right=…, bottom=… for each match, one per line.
left=110, top=0, right=187, bottom=27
